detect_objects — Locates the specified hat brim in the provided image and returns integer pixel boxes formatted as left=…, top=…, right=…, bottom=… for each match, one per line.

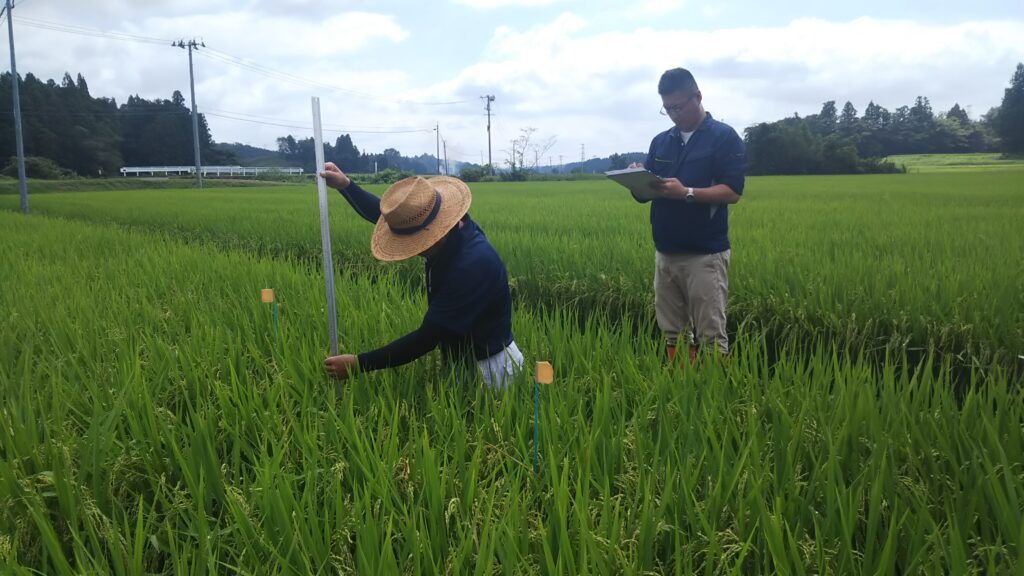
left=370, top=176, right=472, bottom=261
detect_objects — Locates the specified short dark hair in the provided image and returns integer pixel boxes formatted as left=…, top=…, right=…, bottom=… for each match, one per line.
left=658, top=68, right=699, bottom=95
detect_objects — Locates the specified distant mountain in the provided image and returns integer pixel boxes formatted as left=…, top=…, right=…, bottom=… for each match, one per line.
left=214, top=142, right=285, bottom=166
left=555, top=152, right=646, bottom=174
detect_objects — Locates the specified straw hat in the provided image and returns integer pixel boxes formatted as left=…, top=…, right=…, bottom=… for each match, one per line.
left=370, top=176, right=472, bottom=261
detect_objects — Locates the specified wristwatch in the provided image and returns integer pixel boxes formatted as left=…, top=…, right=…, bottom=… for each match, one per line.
left=685, top=187, right=696, bottom=203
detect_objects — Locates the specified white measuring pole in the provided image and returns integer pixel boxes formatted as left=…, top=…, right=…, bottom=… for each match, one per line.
left=312, top=97, right=339, bottom=356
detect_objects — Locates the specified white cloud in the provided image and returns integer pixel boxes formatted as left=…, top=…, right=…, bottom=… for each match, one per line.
left=129, top=11, right=407, bottom=58
left=450, top=0, right=566, bottom=8
left=638, top=0, right=685, bottom=15
left=419, top=15, right=1024, bottom=159
left=3, top=3, right=1024, bottom=163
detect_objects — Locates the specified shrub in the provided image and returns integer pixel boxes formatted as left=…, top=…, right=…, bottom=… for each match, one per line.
left=2, top=156, right=76, bottom=179
left=351, top=169, right=414, bottom=186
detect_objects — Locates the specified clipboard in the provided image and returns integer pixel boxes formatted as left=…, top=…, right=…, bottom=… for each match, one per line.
left=604, top=168, right=664, bottom=201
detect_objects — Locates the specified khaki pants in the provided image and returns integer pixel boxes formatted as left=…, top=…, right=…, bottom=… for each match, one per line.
left=654, top=250, right=730, bottom=354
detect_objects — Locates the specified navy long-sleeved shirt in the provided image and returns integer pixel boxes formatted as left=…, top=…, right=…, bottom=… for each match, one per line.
left=639, top=112, right=746, bottom=254
left=336, top=181, right=514, bottom=372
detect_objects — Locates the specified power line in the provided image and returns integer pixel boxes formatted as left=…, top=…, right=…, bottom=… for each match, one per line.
left=0, top=108, right=190, bottom=116
left=14, top=16, right=477, bottom=107
left=15, top=16, right=175, bottom=45
left=195, top=46, right=474, bottom=106
left=203, top=109, right=433, bottom=134
left=200, top=106, right=431, bottom=133
left=0, top=104, right=431, bottom=134
left=0, top=0, right=33, bottom=26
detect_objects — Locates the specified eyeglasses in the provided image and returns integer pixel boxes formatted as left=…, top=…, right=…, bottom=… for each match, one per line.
left=660, top=94, right=696, bottom=116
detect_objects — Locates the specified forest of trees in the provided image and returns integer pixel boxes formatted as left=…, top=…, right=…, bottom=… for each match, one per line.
left=1, top=63, right=1022, bottom=178
left=743, top=96, right=1002, bottom=175
left=272, top=133, right=437, bottom=175
left=0, top=72, right=233, bottom=177
left=741, top=63, right=1023, bottom=175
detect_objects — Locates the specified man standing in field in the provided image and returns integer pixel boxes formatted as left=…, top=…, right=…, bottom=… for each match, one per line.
left=631, top=67, right=746, bottom=362
left=319, top=163, right=524, bottom=389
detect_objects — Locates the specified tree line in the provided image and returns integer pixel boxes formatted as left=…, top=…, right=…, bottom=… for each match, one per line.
left=2, top=64, right=1022, bottom=178
left=744, top=63, right=1024, bottom=175
left=0, top=70, right=441, bottom=179
left=0, top=72, right=234, bottom=178
left=272, top=133, right=437, bottom=176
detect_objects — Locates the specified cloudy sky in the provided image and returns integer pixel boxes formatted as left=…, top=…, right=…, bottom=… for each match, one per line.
left=3, top=0, right=1023, bottom=166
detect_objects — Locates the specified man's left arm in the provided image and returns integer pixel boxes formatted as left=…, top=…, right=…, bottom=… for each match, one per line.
left=686, top=183, right=741, bottom=204
left=707, top=129, right=746, bottom=202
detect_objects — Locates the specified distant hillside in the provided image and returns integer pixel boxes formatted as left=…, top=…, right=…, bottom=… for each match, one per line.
left=215, top=143, right=287, bottom=166
left=554, top=152, right=646, bottom=174
left=213, top=141, right=648, bottom=175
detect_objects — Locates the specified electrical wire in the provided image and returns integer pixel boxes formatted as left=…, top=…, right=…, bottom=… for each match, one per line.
left=0, top=102, right=431, bottom=135
left=13, top=15, right=479, bottom=107
left=202, top=109, right=433, bottom=134
left=196, top=46, right=474, bottom=106
left=200, top=106, right=428, bottom=132
left=15, top=16, right=175, bottom=46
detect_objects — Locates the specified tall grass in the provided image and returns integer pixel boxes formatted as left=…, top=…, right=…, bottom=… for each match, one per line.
left=2, top=170, right=1022, bottom=368
left=1, top=212, right=1021, bottom=574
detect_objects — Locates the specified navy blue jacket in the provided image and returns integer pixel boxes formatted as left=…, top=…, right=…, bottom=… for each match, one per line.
left=640, top=112, right=746, bottom=254
left=337, top=182, right=514, bottom=370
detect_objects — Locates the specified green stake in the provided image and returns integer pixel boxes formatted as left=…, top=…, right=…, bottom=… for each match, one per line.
left=534, top=361, right=553, bottom=475
left=261, top=288, right=278, bottom=337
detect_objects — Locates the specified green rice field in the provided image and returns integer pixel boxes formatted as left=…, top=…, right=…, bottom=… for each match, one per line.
left=885, top=152, right=1024, bottom=173
left=1, top=166, right=1022, bottom=573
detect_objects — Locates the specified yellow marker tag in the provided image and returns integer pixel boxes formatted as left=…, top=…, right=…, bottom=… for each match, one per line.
left=261, top=288, right=275, bottom=303
left=535, top=361, right=553, bottom=384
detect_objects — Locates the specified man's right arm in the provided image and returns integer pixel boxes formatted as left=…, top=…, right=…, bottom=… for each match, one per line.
left=321, top=162, right=381, bottom=224
left=356, top=320, right=449, bottom=371
left=336, top=181, right=381, bottom=224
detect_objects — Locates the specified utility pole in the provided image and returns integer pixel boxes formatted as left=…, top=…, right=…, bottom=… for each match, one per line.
left=434, top=123, right=440, bottom=174
left=5, top=0, right=27, bottom=213
left=581, top=144, right=585, bottom=164
left=175, top=39, right=204, bottom=188
left=481, top=95, right=494, bottom=174
left=442, top=138, right=448, bottom=175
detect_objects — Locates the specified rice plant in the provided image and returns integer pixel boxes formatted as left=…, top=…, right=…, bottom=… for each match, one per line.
left=2, top=170, right=1021, bottom=368
left=1, top=211, right=1021, bottom=574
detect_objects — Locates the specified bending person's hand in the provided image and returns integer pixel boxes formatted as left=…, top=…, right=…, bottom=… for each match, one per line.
left=320, top=162, right=351, bottom=190
left=324, top=354, right=359, bottom=379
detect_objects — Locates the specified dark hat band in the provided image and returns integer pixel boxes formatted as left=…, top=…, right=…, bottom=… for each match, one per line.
left=390, top=191, right=442, bottom=235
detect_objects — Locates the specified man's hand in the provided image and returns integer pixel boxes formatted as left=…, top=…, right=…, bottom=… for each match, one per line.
left=628, top=162, right=645, bottom=169
left=324, top=354, right=359, bottom=379
left=654, top=177, right=688, bottom=200
left=320, top=162, right=351, bottom=190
